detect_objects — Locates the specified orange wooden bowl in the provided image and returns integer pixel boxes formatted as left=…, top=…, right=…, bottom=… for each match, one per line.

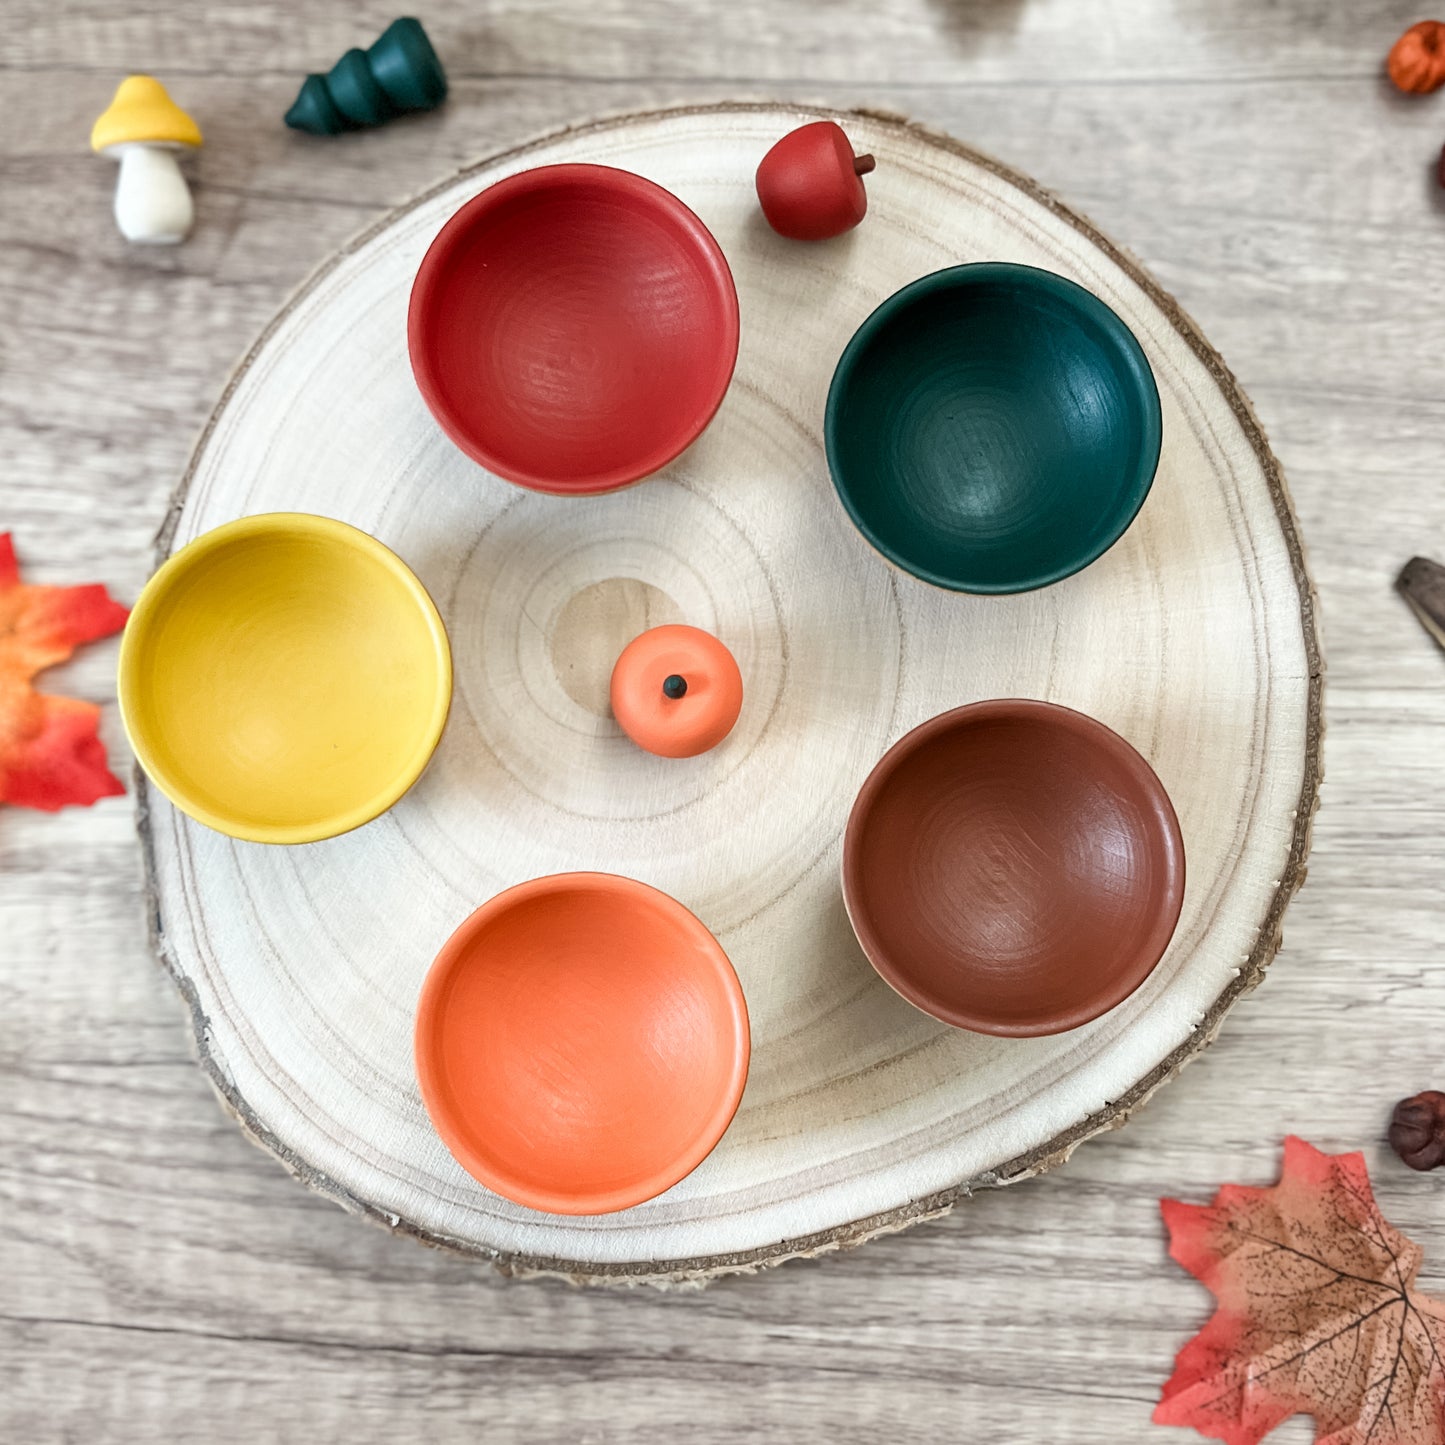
left=414, top=873, right=750, bottom=1215
left=610, top=624, right=743, bottom=758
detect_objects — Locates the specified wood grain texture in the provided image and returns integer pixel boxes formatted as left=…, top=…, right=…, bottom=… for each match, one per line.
left=1, top=0, right=1440, bottom=1438
left=138, top=103, right=1318, bottom=1281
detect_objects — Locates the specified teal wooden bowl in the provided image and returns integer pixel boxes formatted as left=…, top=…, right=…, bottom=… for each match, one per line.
left=825, top=264, right=1162, bottom=594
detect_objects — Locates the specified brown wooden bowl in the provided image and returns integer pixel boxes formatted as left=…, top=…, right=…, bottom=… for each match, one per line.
left=842, top=700, right=1185, bottom=1036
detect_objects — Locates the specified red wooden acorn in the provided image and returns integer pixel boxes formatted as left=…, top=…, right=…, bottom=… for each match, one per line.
left=756, top=122, right=875, bottom=241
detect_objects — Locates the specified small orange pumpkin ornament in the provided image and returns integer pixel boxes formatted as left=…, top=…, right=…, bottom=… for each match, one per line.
left=1388, top=20, right=1445, bottom=93
left=610, top=624, right=743, bottom=758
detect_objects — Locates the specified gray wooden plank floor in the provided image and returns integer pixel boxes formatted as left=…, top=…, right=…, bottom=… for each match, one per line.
left=3, top=1, right=1443, bottom=1440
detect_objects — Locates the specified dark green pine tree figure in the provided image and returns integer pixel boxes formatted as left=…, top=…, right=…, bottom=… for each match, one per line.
left=285, top=18, right=447, bottom=135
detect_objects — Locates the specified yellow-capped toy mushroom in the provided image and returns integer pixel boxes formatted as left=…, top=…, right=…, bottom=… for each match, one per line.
left=91, top=76, right=202, bottom=244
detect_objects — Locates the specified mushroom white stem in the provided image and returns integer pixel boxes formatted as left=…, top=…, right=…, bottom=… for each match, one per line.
left=111, top=142, right=193, bottom=244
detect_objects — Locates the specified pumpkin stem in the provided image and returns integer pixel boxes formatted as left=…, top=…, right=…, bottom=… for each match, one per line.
left=854, top=153, right=876, bottom=176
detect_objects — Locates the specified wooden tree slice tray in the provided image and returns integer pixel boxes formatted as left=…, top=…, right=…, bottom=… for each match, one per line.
left=141, top=103, right=1322, bottom=1285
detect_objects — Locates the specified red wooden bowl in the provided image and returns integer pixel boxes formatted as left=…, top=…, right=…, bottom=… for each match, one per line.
left=408, top=164, right=740, bottom=495
left=843, top=700, right=1185, bottom=1036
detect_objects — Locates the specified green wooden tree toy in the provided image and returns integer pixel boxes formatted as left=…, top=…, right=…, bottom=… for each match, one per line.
left=285, top=18, right=447, bottom=136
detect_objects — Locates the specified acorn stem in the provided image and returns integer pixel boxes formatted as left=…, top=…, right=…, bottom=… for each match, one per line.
left=662, top=674, right=688, bottom=700
left=853, top=153, right=876, bottom=176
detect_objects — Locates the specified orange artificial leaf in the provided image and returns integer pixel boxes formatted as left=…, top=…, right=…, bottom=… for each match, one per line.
left=1157, top=1136, right=1445, bottom=1445
left=0, top=533, right=130, bottom=810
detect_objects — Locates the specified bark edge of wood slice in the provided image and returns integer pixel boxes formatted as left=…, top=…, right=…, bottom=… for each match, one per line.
left=139, top=102, right=1324, bottom=1287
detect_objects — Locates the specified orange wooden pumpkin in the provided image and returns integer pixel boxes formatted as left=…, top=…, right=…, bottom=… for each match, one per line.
left=610, top=624, right=743, bottom=758
left=1388, top=20, right=1445, bottom=94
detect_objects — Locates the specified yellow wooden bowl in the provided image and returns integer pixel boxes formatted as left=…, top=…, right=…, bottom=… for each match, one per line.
left=119, top=514, right=452, bottom=844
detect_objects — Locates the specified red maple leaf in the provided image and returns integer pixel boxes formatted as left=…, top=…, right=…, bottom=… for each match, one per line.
left=0, top=533, right=130, bottom=810
left=1157, top=1136, right=1445, bottom=1445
